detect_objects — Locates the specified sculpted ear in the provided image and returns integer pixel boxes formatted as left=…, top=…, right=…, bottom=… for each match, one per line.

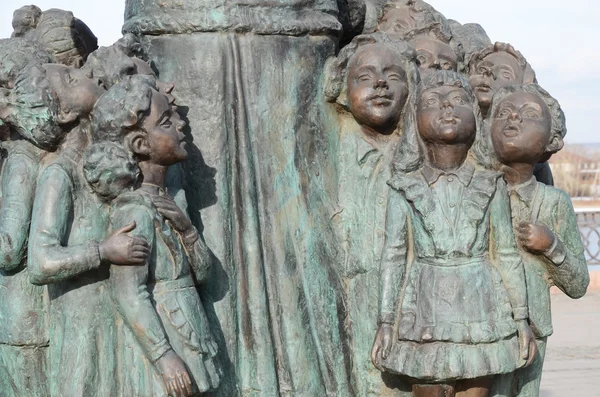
left=56, top=109, right=78, bottom=125
left=523, top=63, right=536, bottom=84
left=127, top=131, right=150, bottom=157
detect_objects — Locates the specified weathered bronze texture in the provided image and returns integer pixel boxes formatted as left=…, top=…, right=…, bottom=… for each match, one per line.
left=0, top=1, right=589, bottom=396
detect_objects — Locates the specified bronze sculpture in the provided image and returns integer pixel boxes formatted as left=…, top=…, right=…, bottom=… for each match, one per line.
left=371, top=70, right=536, bottom=397
left=0, top=1, right=590, bottom=396
left=489, top=84, right=589, bottom=396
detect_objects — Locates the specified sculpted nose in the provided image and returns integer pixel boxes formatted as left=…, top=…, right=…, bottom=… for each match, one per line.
left=374, top=79, right=388, bottom=89
left=508, top=111, right=522, bottom=123
left=441, top=99, right=453, bottom=110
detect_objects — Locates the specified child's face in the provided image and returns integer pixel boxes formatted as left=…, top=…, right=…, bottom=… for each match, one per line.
left=141, top=89, right=187, bottom=166
left=347, top=44, right=409, bottom=134
left=43, top=64, right=105, bottom=121
left=411, top=36, right=457, bottom=73
left=417, top=84, right=476, bottom=145
left=491, top=91, right=552, bottom=165
left=469, top=51, right=524, bottom=113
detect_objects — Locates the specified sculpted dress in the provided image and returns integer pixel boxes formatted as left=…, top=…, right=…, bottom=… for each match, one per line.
left=108, top=186, right=220, bottom=396
left=0, top=140, right=48, bottom=397
left=378, top=159, right=528, bottom=381
left=123, top=1, right=359, bottom=395
left=28, top=147, right=116, bottom=397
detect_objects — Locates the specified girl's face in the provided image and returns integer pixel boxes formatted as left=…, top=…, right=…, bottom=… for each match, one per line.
left=140, top=89, right=187, bottom=166
left=417, top=84, right=476, bottom=146
left=44, top=64, right=105, bottom=120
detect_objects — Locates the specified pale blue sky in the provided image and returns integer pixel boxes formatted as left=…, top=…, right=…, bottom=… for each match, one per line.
left=2, top=0, right=599, bottom=143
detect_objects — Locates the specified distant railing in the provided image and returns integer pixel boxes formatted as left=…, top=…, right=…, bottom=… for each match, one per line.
left=576, top=212, right=600, bottom=265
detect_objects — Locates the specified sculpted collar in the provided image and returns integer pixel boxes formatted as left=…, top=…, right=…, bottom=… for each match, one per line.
left=507, top=176, right=537, bottom=204
left=420, top=160, right=475, bottom=187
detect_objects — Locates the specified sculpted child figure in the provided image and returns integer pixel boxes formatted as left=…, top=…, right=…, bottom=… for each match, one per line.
left=371, top=70, right=537, bottom=397
left=88, top=75, right=220, bottom=397
left=22, top=62, right=150, bottom=397
left=326, top=32, right=418, bottom=396
left=489, top=84, right=589, bottom=396
left=0, top=39, right=53, bottom=397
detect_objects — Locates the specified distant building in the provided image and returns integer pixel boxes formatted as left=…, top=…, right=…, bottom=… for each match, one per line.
left=550, top=146, right=600, bottom=198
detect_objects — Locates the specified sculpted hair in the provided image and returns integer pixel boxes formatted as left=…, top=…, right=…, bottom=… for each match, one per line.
left=91, top=74, right=157, bottom=144
left=0, top=38, right=54, bottom=88
left=8, top=63, right=64, bottom=151
left=466, top=42, right=536, bottom=84
left=34, top=9, right=98, bottom=68
left=83, top=141, right=139, bottom=201
left=82, top=34, right=140, bottom=89
left=393, top=70, right=487, bottom=173
left=324, top=32, right=419, bottom=108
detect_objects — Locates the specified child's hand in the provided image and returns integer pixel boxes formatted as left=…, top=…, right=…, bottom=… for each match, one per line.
left=371, top=323, right=393, bottom=369
left=517, top=222, right=555, bottom=254
left=99, top=221, right=150, bottom=265
left=152, top=195, right=192, bottom=233
left=516, top=320, right=538, bottom=367
left=156, top=350, right=193, bottom=397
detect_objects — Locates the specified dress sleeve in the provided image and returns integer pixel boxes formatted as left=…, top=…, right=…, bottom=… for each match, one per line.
left=108, top=202, right=173, bottom=362
left=28, top=165, right=102, bottom=285
left=379, top=190, right=410, bottom=325
left=543, top=191, right=589, bottom=298
left=0, top=152, right=37, bottom=270
left=490, top=179, right=529, bottom=321
left=181, top=226, right=212, bottom=283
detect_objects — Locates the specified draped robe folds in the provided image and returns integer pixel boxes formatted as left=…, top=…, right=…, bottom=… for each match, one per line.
left=124, top=2, right=355, bottom=395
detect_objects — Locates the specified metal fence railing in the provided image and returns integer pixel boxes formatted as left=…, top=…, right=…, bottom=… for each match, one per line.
left=577, top=212, right=600, bottom=265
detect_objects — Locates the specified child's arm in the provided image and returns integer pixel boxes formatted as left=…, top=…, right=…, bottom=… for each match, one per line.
left=0, top=151, right=37, bottom=270
left=181, top=228, right=212, bottom=283
left=28, top=165, right=103, bottom=284
left=108, top=202, right=173, bottom=362
left=378, top=191, right=410, bottom=325
left=545, top=192, right=589, bottom=298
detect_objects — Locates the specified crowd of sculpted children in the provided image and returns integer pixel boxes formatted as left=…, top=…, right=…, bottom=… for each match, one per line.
left=0, top=1, right=590, bottom=397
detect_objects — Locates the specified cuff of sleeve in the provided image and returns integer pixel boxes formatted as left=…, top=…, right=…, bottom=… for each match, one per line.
left=182, top=227, right=199, bottom=247
left=512, top=306, right=529, bottom=321
left=544, top=237, right=566, bottom=266
left=149, top=340, right=172, bottom=362
left=87, top=242, right=102, bottom=269
left=378, top=312, right=395, bottom=325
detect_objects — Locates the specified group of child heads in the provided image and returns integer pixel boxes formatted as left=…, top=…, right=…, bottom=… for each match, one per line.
left=326, top=1, right=564, bottom=175
left=0, top=31, right=183, bottom=202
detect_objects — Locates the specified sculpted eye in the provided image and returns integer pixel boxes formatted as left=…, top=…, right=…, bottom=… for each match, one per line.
left=424, top=97, right=438, bottom=106
left=498, top=108, right=511, bottom=118
left=387, top=73, right=401, bottom=81
left=501, top=71, right=513, bottom=79
left=524, top=111, right=539, bottom=118
left=478, top=66, right=487, bottom=74
left=358, top=73, right=371, bottom=82
left=452, top=95, right=465, bottom=105
left=417, top=55, right=427, bottom=65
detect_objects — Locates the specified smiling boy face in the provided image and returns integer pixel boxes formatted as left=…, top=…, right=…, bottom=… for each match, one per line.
left=491, top=91, right=552, bottom=165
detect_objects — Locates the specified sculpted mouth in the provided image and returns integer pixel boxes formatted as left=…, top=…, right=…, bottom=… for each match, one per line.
left=439, top=116, right=459, bottom=125
left=476, top=84, right=492, bottom=92
left=503, top=125, right=520, bottom=137
left=370, top=95, right=393, bottom=106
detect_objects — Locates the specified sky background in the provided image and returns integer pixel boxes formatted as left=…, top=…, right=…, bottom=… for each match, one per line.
left=1, top=0, right=599, bottom=143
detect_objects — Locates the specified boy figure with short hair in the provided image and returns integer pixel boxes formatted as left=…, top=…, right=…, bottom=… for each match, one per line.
left=489, top=84, right=590, bottom=396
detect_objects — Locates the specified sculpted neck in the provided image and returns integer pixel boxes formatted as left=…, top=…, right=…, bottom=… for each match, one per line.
left=501, top=162, right=535, bottom=186
left=425, top=142, right=470, bottom=172
left=139, top=161, right=168, bottom=189
left=59, top=120, right=89, bottom=154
